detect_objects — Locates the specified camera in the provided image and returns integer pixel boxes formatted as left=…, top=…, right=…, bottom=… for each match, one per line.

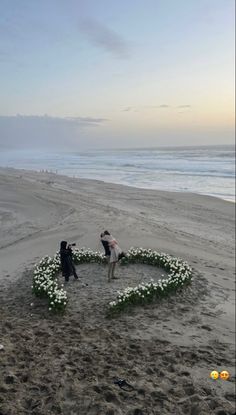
left=68, top=243, right=76, bottom=247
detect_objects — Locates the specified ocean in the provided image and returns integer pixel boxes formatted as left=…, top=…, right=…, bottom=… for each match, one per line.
left=0, top=145, right=235, bottom=202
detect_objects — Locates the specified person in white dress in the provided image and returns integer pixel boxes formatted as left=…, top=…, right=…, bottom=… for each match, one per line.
left=102, top=230, right=122, bottom=282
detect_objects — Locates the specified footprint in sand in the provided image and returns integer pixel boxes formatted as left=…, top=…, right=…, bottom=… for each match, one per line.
left=132, top=409, right=144, bottom=415
left=104, top=391, right=120, bottom=404
left=224, top=392, right=235, bottom=402
left=180, top=370, right=191, bottom=377
left=200, top=325, right=212, bottom=331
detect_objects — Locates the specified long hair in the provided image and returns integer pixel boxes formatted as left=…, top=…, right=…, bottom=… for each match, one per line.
left=60, top=240, right=67, bottom=250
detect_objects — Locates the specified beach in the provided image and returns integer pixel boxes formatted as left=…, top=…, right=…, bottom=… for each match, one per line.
left=0, top=167, right=235, bottom=415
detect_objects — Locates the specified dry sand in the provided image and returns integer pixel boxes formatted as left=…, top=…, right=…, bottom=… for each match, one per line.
left=0, top=167, right=235, bottom=415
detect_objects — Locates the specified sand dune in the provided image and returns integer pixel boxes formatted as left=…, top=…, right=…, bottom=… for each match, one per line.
left=0, top=168, right=235, bottom=414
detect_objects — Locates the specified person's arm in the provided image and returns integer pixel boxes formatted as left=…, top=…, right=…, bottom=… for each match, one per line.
left=67, top=246, right=73, bottom=257
left=110, top=239, right=118, bottom=248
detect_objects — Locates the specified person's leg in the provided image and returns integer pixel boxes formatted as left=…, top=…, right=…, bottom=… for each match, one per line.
left=71, top=262, right=78, bottom=279
left=73, top=266, right=79, bottom=279
left=108, top=262, right=113, bottom=282
left=111, top=262, right=116, bottom=278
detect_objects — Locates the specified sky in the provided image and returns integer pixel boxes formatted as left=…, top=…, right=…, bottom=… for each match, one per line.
left=0, top=0, right=235, bottom=150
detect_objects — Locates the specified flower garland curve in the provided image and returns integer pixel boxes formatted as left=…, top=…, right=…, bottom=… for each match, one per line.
left=32, top=247, right=192, bottom=313
left=108, top=247, right=192, bottom=313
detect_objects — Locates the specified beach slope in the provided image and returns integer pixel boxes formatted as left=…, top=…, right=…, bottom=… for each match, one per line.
left=0, top=168, right=235, bottom=415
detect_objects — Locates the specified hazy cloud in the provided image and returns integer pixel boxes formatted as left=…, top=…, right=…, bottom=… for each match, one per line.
left=122, top=104, right=170, bottom=111
left=122, top=107, right=132, bottom=112
left=121, top=106, right=140, bottom=112
left=0, top=115, right=107, bottom=150
left=78, top=18, right=130, bottom=58
left=121, top=104, right=193, bottom=112
left=63, top=116, right=107, bottom=124
left=142, top=105, right=170, bottom=109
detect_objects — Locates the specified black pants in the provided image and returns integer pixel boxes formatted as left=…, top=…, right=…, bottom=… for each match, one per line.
left=64, top=265, right=78, bottom=281
left=71, top=264, right=78, bottom=279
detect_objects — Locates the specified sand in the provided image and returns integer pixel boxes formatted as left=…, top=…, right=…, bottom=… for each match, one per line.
left=0, top=167, right=235, bottom=415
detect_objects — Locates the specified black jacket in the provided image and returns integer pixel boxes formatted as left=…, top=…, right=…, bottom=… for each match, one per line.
left=101, top=240, right=111, bottom=256
left=60, top=247, right=74, bottom=278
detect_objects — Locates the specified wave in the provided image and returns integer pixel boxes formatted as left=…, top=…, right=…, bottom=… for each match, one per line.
left=0, top=145, right=235, bottom=201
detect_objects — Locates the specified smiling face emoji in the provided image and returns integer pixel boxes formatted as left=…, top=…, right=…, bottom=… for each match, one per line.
left=210, top=370, right=219, bottom=380
left=220, top=370, right=229, bottom=380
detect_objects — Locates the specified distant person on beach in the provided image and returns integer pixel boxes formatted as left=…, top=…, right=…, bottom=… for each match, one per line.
left=101, top=231, right=124, bottom=282
left=100, top=232, right=111, bottom=262
left=60, top=241, right=78, bottom=282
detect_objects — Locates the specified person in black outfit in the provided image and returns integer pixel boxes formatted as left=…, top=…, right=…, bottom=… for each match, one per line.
left=100, top=232, right=111, bottom=262
left=60, top=240, right=78, bottom=282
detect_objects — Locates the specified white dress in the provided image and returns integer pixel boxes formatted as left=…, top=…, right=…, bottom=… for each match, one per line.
left=102, top=235, right=122, bottom=263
